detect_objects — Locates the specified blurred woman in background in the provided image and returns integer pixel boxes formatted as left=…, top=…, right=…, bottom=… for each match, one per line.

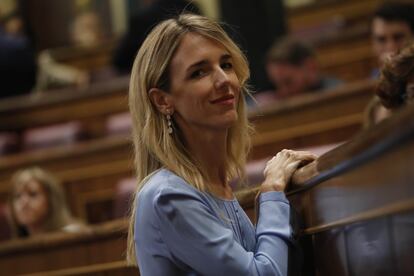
left=8, top=167, right=86, bottom=238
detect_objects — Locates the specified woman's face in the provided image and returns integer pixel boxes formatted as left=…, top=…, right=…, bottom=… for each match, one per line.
left=405, top=73, right=414, bottom=104
left=12, top=180, right=49, bottom=229
left=167, top=32, right=241, bottom=135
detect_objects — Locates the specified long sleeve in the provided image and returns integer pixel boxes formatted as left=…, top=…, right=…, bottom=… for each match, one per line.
left=153, top=186, right=292, bottom=275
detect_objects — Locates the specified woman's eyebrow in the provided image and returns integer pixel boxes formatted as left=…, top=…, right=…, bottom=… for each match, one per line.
left=221, top=54, right=232, bottom=61
left=186, top=60, right=208, bottom=73
left=186, top=53, right=232, bottom=73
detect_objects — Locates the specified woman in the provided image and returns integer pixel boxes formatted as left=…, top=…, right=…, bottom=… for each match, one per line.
left=8, top=167, right=85, bottom=238
left=128, top=14, right=316, bottom=275
left=365, top=42, right=414, bottom=127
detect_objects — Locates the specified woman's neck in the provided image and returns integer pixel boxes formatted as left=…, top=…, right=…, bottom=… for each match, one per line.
left=183, top=127, right=230, bottom=188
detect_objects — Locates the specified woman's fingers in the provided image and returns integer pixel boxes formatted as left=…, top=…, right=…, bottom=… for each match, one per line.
left=285, top=159, right=302, bottom=172
left=262, top=149, right=318, bottom=192
left=288, top=150, right=318, bottom=160
left=264, top=150, right=317, bottom=176
left=267, top=150, right=317, bottom=164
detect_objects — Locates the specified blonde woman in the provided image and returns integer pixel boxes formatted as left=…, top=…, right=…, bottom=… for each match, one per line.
left=128, top=14, right=316, bottom=275
left=8, top=167, right=86, bottom=238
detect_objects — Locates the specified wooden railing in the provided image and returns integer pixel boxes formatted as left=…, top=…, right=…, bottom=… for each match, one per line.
left=239, top=104, right=414, bottom=275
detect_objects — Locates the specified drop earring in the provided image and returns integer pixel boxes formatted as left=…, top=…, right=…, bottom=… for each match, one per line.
left=166, top=111, right=173, bottom=134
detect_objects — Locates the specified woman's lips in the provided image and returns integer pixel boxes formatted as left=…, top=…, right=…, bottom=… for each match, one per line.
left=211, top=95, right=235, bottom=105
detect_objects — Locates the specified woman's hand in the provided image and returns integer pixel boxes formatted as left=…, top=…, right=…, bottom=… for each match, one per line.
left=261, top=149, right=317, bottom=193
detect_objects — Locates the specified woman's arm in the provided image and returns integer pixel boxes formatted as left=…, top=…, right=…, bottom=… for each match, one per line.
left=154, top=186, right=291, bottom=275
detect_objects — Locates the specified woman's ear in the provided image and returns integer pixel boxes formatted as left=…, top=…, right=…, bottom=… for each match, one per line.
left=149, top=88, right=174, bottom=114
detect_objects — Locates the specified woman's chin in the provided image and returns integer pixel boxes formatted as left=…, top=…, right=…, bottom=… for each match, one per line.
left=220, top=113, right=239, bottom=128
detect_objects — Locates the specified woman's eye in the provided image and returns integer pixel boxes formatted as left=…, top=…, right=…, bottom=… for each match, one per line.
left=190, top=69, right=206, bottom=79
left=29, top=191, right=39, bottom=198
left=221, top=62, right=233, bottom=70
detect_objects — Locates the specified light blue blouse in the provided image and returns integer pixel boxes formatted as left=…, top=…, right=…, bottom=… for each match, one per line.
left=134, top=169, right=292, bottom=275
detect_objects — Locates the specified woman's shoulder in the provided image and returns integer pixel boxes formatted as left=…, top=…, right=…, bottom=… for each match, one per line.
left=139, top=169, right=202, bottom=202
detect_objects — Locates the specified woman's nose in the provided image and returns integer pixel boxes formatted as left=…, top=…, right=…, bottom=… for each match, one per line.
left=214, top=68, right=230, bottom=90
left=16, top=195, right=29, bottom=208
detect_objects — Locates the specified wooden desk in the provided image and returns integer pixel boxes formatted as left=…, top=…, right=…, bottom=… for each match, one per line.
left=317, top=39, right=376, bottom=81
left=286, top=0, right=382, bottom=81
left=250, top=79, right=375, bottom=159
left=0, top=76, right=129, bottom=135
left=0, top=219, right=138, bottom=275
left=287, top=0, right=382, bottom=34
left=48, top=41, right=117, bottom=72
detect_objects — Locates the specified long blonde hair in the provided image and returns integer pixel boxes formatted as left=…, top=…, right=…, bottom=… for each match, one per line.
left=127, top=13, right=252, bottom=264
left=8, top=167, right=75, bottom=238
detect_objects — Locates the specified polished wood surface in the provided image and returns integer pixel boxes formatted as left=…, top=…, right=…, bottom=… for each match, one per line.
left=238, top=105, right=414, bottom=275
left=287, top=0, right=381, bottom=33
left=0, top=219, right=139, bottom=275
left=290, top=106, right=414, bottom=275
left=250, top=79, right=375, bottom=159
left=287, top=0, right=381, bottom=81
left=48, top=41, right=117, bottom=71
left=24, top=261, right=138, bottom=276
left=0, top=76, right=129, bottom=133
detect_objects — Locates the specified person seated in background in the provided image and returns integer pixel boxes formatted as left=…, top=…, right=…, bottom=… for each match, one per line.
left=35, top=12, right=105, bottom=91
left=254, top=37, right=342, bottom=106
left=70, top=11, right=105, bottom=49
left=0, top=11, right=37, bottom=98
left=35, top=51, right=90, bottom=91
left=371, top=2, right=414, bottom=79
left=364, top=43, right=414, bottom=128
left=7, top=167, right=87, bottom=238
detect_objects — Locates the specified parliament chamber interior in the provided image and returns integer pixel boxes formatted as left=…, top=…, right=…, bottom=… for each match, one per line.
left=0, top=0, right=413, bottom=275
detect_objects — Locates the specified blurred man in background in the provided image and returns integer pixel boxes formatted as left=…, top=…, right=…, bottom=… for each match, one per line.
left=254, top=37, right=342, bottom=106
left=371, top=2, right=414, bottom=78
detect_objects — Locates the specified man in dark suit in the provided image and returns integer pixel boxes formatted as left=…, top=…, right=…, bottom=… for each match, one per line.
left=112, top=0, right=200, bottom=74
left=371, top=2, right=414, bottom=78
